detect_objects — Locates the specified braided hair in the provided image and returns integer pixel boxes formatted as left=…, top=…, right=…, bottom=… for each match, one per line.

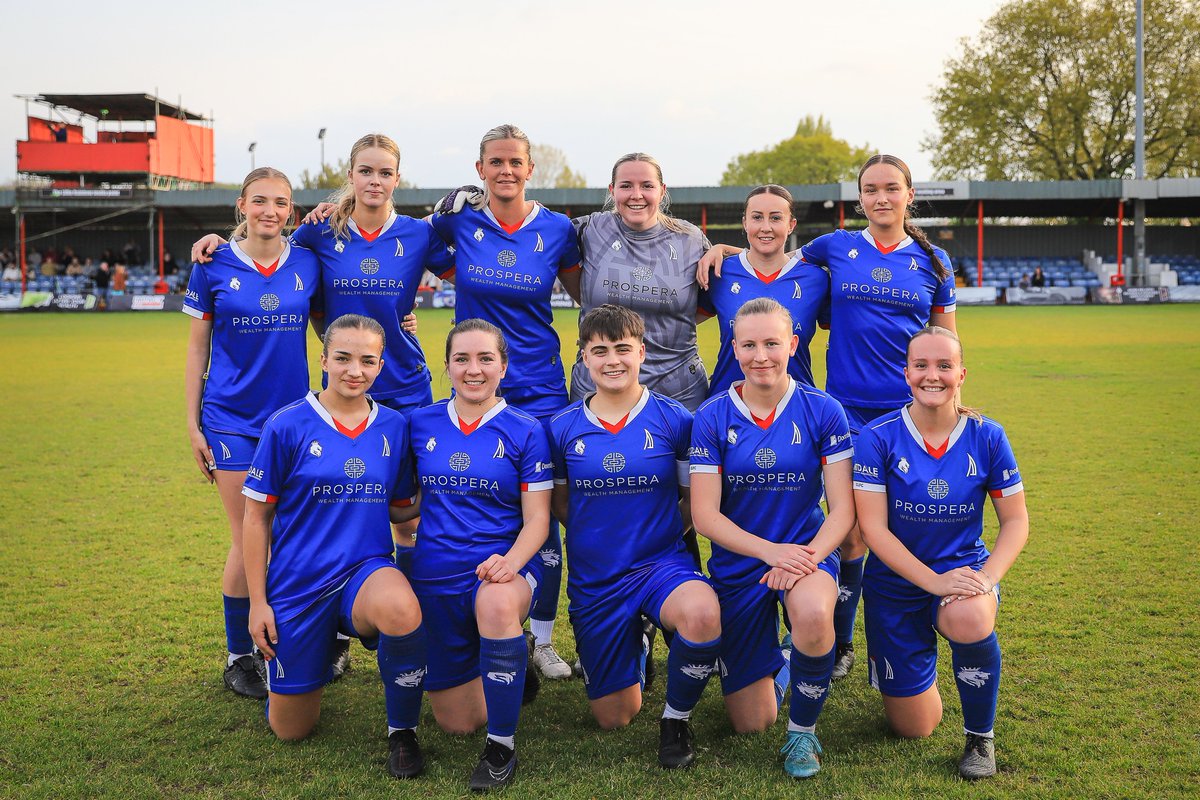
left=856, top=155, right=949, bottom=283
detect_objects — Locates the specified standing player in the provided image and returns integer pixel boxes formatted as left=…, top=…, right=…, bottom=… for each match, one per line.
left=550, top=305, right=722, bottom=769
left=700, top=185, right=830, bottom=395
left=242, top=314, right=428, bottom=777
left=429, top=124, right=581, bottom=682
left=562, top=153, right=712, bottom=412
left=698, top=155, right=957, bottom=680
left=406, top=319, right=553, bottom=791
left=690, top=298, right=855, bottom=779
left=183, top=167, right=320, bottom=699
left=853, top=326, right=1028, bottom=779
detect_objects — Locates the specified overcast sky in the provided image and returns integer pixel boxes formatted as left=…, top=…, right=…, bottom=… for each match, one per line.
left=3, top=0, right=1006, bottom=189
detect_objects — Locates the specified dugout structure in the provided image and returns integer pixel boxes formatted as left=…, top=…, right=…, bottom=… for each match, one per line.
left=12, top=93, right=214, bottom=290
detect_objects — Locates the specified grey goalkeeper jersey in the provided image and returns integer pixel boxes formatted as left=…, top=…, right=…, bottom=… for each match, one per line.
left=569, top=212, right=711, bottom=411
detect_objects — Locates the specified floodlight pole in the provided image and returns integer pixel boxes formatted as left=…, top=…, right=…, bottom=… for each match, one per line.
left=1133, top=0, right=1146, bottom=286
left=249, top=141, right=257, bottom=171
left=318, top=128, right=327, bottom=171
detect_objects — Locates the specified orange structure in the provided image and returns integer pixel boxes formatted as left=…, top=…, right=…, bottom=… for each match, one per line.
left=16, top=93, right=213, bottom=187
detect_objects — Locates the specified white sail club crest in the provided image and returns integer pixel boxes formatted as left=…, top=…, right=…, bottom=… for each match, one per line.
left=966, top=454, right=978, bottom=477
left=395, top=240, right=405, bottom=257
left=792, top=283, right=803, bottom=299
left=643, top=429, right=654, bottom=450
left=382, top=435, right=391, bottom=457
left=791, top=422, right=803, bottom=445
left=493, top=438, right=505, bottom=459
left=219, top=441, right=232, bottom=460
left=334, top=240, right=345, bottom=253
left=275, top=658, right=285, bottom=679
left=668, top=243, right=677, bottom=260
left=909, top=256, right=919, bottom=270
left=295, top=273, right=305, bottom=291
left=534, top=233, right=544, bottom=252
left=425, top=437, right=437, bottom=452
left=574, top=439, right=585, bottom=455
left=309, top=441, right=322, bottom=457
left=473, top=227, right=484, bottom=242
left=898, top=456, right=909, bottom=474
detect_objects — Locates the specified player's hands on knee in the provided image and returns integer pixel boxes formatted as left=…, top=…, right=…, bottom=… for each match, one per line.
left=930, top=566, right=989, bottom=603
left=434, top=185, right=486, bottom=216
left=401, top=312, right=418, bottom=334
left=762, top=542, right=817, bottom=576
left=189, top=429, right=215, bottom=483
left=759, top=566, right=801, bottom=591
left=250, top=603, right=279, bottom=659
left=302, top=202, right=336, bottom=225
left=476, top=553, right=516, bottom=583
left=190, top=234, right=226, bottom=265
left=696, top=244, right=739, bottom=289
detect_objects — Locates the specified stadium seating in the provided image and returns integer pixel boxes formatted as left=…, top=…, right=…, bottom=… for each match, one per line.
left=958, top=257, right=1101, bottom=288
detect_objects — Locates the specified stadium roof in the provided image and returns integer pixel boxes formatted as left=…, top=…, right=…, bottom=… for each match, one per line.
left=19, top=93, right=208, bottom=122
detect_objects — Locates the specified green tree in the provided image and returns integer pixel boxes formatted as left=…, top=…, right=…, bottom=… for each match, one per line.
left=925, top=0, right=1200, bottom=180
left=529, top=144, right=588, bottom=189
left=298, top=158, right=415, bottom=190
left=720, top=116, right=871, bottom=186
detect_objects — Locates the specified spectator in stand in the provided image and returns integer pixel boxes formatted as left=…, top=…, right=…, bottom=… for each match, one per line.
left=1018, top=273, right=1030, bottom=290
left=67, top=258, right=85, bottom=277
left=163, top=249, right=179, bottom=276
left=93, top=261, right=111, bottom=307
left=41, top=257, right=59, bottom=278
left=2, top=263, right=20, bottom=283
left=1030, top=267, right=1045, bottom=288
left=27, top=250, right=43, bottom=272
left=122, top=240, right=142, bottom=268
left=112, top=262, right=128, bottom=295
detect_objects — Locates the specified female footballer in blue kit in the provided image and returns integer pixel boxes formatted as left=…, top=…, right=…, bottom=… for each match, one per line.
left=700, top=155, right=958, bottom=679
left=853, top=326, right=1028, bottom=780
left=428, top=124, right=582, bottom=682
left=405, top=319, right=553, bottom=791
left=242, top=314, right=428, bottom=778
left=190, top=134, right=449, bottom=673
left=192, top=134, right=446, bottom=418
left=549, top=305, right=722, bottom=769
left=183, top=167, right=321, bottom=700
left=699, top=185, right=830, bottom=396
left=690, top=298, right=855, bottom=779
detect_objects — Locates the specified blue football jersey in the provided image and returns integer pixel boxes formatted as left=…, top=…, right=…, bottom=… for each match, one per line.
left=853, top=407, right=1024, bottom=600
left=242, top=393, right=415, bottom=622
left=690, top=380, right=852, bottom=586
left=292, top=214, right=452, bottom=402
left=700, top=252, right=831, bottom=395
left=183, top=241, right=321, bottom=436
left=430, top=204, right=581, bottom=390
left=800, top=230, right=956, bottom=409
left=549, top=389, right=692, bottom=607
left=407, top=399, right=554, bottom=594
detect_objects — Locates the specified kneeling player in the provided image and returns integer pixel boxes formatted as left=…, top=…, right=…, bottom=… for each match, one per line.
left=853, top=326, right=1028, bottom=780
left=690, top=298, right=855, bottom=779
left=242, top=315, right=428, bottom=778
left=406, top=319, right=553, bottom=792
left=550, top=305, right=721, bottom=769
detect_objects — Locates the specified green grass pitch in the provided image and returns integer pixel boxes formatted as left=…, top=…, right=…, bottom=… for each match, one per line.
left=0, top=306, right=1197, bottom=798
